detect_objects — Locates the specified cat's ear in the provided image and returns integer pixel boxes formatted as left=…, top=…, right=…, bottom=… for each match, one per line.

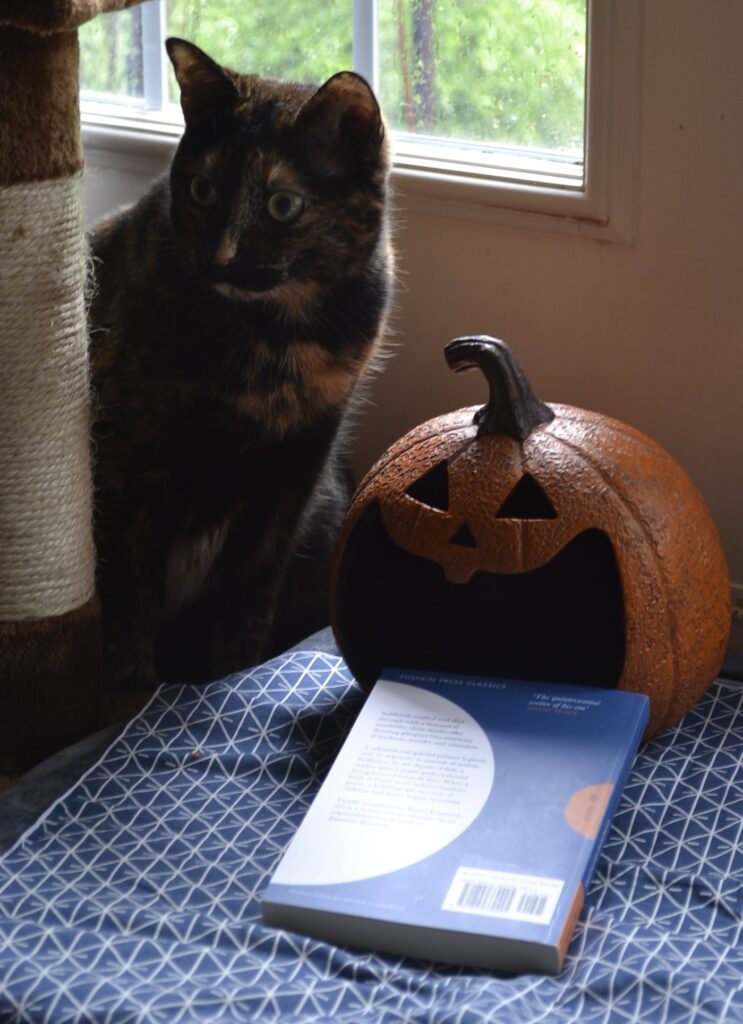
left=296, top=72, right=384, bottom=176
left=166, top=38, right=238, bottom=124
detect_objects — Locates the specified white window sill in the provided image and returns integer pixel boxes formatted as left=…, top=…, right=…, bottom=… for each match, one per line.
left=82, top=112, right=629, bottom=245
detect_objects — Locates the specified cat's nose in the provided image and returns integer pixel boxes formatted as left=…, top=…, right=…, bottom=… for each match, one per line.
left=214, top=236, right=237, bottom=266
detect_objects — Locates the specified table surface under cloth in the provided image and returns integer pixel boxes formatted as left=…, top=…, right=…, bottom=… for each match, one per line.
left=1, top=636, right=743, bottom=1023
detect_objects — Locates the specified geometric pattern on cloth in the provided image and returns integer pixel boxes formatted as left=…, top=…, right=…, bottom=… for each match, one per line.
left=1, top=650, right=742, bottom=1024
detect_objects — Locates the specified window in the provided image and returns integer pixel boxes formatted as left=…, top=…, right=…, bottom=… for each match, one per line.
left=80, top=1, right=641, bottom=240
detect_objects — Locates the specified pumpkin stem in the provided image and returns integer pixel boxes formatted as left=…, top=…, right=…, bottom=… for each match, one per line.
left=445, top=335, right=555, bottom=441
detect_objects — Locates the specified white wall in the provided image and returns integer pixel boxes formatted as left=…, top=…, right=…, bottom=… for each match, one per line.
left=83, top=0, right=743, bottom=651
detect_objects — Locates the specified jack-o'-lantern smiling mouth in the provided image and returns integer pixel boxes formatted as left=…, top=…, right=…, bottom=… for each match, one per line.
left=335, top=485, right=627, bottom=695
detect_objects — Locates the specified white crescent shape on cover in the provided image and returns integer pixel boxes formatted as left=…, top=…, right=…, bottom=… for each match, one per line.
left=272, top=680, right=495, bottom=886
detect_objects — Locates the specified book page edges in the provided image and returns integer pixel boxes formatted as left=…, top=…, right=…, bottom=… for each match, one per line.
left=556, top=880, right=584, bottom=968
left=261, top=900, right=564, bottom=975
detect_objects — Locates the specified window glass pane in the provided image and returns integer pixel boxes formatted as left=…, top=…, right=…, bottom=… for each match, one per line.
left=80, top=1, right=588, bottom=169
left=378, top=0, right=586, bottom=157
left=164, top=0, right=353, bottom=99
left=80, top=7, right=145, bottom=103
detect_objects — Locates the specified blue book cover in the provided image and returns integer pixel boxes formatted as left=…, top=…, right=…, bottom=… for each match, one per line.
left=262, top=668, right=649, bottom=974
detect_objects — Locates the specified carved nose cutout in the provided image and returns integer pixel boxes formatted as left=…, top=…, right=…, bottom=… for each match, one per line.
left=497, top=474, right=557, bottom=519
left=449, top=523, right=477, bottom=548
left=406, top=461, right=449, bottom=512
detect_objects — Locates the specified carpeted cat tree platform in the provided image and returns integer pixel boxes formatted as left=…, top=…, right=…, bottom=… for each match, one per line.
left=0, top=0, right=142, bottom=779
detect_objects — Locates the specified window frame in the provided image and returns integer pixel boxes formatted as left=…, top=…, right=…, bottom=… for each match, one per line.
left=80, top=0, right=642, bottom=243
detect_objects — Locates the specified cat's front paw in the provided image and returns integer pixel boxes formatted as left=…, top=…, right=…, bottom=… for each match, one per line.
left=103, top=661, right=160, bottom=724
left=109, top=688, right=155, bottom=723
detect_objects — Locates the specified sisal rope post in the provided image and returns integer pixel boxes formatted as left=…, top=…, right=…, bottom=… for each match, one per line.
left=0, top=6, right=145, bottom=773
left=0, top=175, right=95, bottom=622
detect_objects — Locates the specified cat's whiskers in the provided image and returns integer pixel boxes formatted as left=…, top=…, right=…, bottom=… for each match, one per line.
left=271, top=277, right=321, bottom=325
left=311, top=300, right=373, bottom=339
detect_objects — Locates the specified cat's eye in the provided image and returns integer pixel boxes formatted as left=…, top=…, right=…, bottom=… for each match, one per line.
left=190, top=175, right=218, bottom=207
left=267, top=191, right=304, bottom=223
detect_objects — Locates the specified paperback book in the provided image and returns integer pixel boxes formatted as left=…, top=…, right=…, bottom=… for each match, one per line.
left=262, top=667, right=648, bottom=974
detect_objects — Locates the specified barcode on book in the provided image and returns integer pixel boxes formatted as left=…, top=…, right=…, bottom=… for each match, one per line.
left=442, top=867, right=564, bottom=926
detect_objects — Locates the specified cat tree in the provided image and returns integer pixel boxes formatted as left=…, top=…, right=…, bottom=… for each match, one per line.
left=0, top=0, right=142, bottom=777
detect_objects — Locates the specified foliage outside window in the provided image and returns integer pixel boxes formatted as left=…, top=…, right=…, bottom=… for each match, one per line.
left=80, top=1, right=586, bottom=176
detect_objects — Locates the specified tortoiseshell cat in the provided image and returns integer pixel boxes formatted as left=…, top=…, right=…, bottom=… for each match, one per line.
left=88, top=38, right=392, bottom=705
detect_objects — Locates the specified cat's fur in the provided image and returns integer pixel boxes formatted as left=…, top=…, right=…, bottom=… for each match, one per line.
left=88, top=39, right=392, bottom=704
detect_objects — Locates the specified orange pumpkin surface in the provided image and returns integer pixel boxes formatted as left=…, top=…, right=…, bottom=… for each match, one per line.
left=331, top=337, right=730, bottom=738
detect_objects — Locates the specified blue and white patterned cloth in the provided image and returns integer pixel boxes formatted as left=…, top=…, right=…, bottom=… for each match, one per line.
left=1, top=650, right=743, bottom=1023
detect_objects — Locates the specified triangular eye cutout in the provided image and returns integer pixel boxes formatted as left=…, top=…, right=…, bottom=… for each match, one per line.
left=496, top=474, right=557, bottom=519
left=405, top=461, right=449, bottom=512
left=449, top=523, right=477, bottom=548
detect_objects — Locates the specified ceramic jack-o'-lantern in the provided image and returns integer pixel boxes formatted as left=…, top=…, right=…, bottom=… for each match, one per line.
left=331, top=336, right=730, bottom=738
